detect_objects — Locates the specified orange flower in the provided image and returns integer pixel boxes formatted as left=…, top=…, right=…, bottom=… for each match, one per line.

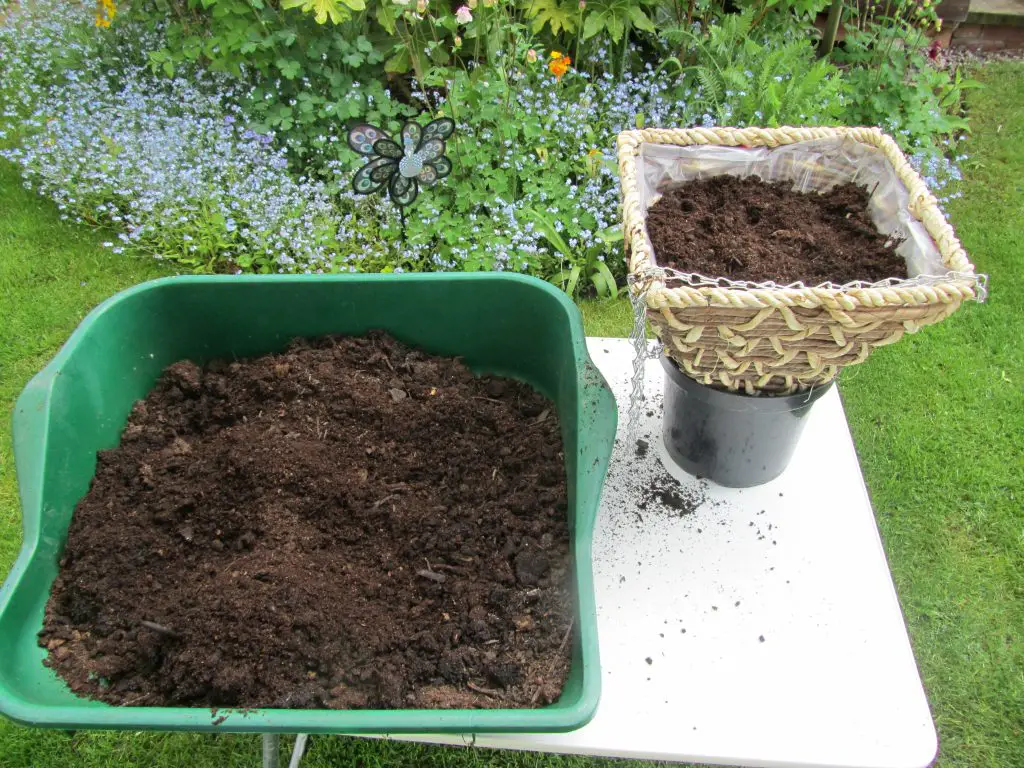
left=548, top=51, right=571, bottom=81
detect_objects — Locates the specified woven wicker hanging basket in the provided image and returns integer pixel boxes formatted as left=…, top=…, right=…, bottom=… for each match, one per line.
left=618, top=126, right=984, bottom=395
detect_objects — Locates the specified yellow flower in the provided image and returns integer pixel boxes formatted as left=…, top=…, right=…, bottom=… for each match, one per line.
left=548, top=51, right=571, bottom=80
left=95, top=0, right=116, bottom=28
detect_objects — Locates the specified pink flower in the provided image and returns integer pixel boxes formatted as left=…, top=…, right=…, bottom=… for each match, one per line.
left=455, top=5, right=472, bottom=23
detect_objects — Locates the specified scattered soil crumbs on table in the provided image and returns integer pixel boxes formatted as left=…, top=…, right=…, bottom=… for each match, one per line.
left=637, top=472, right=708, bottom=517
left=40, top=332, right=574, bottom=710
left=645, top=175, right=908, bottom=285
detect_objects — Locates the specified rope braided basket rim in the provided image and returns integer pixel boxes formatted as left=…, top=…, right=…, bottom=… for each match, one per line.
left=617, top=126, right=984, bottom=395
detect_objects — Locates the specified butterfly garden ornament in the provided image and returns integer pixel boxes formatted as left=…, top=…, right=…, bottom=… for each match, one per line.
left=348, top=118, right=455, bottom=208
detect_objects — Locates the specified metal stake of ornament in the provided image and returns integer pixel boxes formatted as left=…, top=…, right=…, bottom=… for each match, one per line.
left=348, top=118, right=455, bottom=241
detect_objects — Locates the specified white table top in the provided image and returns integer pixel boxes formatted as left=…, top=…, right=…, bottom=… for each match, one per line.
left=377, top=338, right=937, bottom=768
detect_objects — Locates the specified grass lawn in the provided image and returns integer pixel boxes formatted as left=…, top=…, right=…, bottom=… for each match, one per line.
left=1, top=62, right=1022, bottom=767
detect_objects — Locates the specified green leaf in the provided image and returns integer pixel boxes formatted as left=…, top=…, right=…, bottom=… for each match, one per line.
left=280, top=0, right=350, bottom=24
left=527, top=0, right=577, bottom=35
left=485, top=23, right=502, bottom=62
left=627, top=5, right=655, bottom=33
left=384, top=47, right=411, bottom=74
left=526, top=208, right=573, bottom=259
left=582, top=12, right=603, bottom=41
left=355, top=35, right=373, bottom=53
left=375, top=1, right=397, bottom=34
left=429, top=46, right=450, bottom=66
left=275, top=57, right=301, bottom=79
left=549, top=265, right=583, bottom=297
left=593, top=260, right=619, bottom=298
left=606, top=13, right=625, bottom=43
left=566, top=264, right=583, bottom=296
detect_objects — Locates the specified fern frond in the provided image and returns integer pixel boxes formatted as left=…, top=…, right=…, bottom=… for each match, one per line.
left=697, top=66, right=724, bottom=108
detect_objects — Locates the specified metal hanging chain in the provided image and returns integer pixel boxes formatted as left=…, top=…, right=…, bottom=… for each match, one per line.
left=626, top=272, right=663, bottom=446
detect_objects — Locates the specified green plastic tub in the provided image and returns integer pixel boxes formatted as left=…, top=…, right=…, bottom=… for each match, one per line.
left=0, top=274, right=616, bottom=734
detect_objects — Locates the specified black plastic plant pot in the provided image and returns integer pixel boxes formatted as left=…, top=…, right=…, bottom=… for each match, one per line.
left=661, top=356, right=834, bottom=488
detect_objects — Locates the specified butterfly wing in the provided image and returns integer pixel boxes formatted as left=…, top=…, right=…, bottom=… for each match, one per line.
left=401, top=121, right=422, bottom=151
left=418, top=156, right=452, bottom=186
left=416, top=138, right=446, bottom=164
left=418, top=164, right=438, bottom=186
left=373, top=138, right=403, bottom=160
left=348, top=124, right=389, bottom=156
left=352, top=157, right=396, bottom=194
left=422, top=117, right=455, bottom=142
left=388, top=173, right=419, bottom=206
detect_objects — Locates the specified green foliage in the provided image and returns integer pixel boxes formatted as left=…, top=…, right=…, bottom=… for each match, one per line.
left=846, top=0, right=941, bottom=34
left=679, top=10, right=846, bottom=126
left=381, top=65, right=634, bottom=293
left=778, top=0, right=831, bottom=17
left=655, top=0, right=830, bottom=37
left=580, top=0, right=656, bottom=43
left=280, top=0, right=365, bottom=25
left=539, top=216, right=625, bottom=299
left=834, top=19, right=975, bottom=151
left=748, top=0, right=832, bottom=25
left=523, top=0, right=580, bottom=36
left=129, top=0, right=410, bottom=161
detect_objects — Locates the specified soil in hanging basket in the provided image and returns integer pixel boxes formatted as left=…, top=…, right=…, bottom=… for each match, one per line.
left=39, top=332, right=574, bottom=710
left=645, top=175, right=909, bottom=285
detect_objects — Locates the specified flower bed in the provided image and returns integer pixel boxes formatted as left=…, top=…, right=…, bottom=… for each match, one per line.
left=0, top=0, right=975, bottom=295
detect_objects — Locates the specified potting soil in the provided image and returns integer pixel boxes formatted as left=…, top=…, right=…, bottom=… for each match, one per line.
left=646, top=175, right=909, bottom=285
left=39, top=332, right=574, bottom=710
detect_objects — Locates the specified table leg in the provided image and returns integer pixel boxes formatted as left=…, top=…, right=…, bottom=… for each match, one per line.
left=262, top=734, right=280, bottom=768
left=289, top=734, right=310, bottom=768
